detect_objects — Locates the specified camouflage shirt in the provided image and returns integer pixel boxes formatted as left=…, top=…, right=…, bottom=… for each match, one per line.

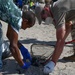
left=0, top=0, right=22, bottom=33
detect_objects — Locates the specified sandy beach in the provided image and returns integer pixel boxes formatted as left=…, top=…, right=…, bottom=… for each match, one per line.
left=0, top=14, right=75, bottom=75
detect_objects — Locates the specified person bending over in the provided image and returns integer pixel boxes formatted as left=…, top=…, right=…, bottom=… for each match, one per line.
left=35, top=0, right=75, bottom=74
left=0, top=0, right=36, bottom=69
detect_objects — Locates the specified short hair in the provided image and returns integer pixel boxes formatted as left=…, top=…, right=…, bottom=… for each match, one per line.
left=41, top=6, right=50, bottom=21
left=22, top=10, right=36, bottom=26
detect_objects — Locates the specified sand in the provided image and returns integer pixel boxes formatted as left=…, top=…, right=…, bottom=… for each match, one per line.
left=0, top=14, right=75, bottom=75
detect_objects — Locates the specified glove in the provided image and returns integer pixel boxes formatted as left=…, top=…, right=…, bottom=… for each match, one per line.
left=19, top=45, right=32, bottom=62
left=21, top=61, right=31, bottom=69
left=43, top=61, right=55, bottom=74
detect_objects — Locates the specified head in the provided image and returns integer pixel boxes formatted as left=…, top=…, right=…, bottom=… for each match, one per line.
left=41, top=5, right=53, bottom=25
left=45, top=0, right=52, bottom=5
left=35, top=4, right=53, bottom=25
left=22, top=10, right=36, bottom=30
left=41, top=5, right=51, bottom=21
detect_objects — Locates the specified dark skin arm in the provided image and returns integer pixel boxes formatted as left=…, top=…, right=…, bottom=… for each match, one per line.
left=18, top=42, right=23, bottom=48
left=6, top=25, right=24, bottom=66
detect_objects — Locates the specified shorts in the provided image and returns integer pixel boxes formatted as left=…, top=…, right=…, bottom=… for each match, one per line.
left=65, top=10, right=75, bottom=22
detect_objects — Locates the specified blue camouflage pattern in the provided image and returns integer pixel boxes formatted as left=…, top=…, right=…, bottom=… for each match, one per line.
left=0, top=0, right=22, bottom=32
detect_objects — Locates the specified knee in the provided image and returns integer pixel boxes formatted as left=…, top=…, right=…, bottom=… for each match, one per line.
left=66, top=21, right=73, bottom=26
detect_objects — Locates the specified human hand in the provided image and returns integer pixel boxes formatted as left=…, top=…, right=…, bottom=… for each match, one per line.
left=21, top=61, right=31, bottom=69
left=43, top=61, right=55, bottom=74
left=19, top=45, right=32, bottom=61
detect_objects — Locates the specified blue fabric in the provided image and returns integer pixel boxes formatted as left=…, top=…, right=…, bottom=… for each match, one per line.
left=17, top=0, right=23, bottom=7
left=19, top=45, right=32, bottom=69
left=19, top=45, right=32, bottom=62
left=21, top=62, right=31, bottom=69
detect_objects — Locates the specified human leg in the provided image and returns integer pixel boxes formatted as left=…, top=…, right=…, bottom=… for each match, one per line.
left=70, top=23, right=75, bottom=55
left=63, top=23, right=75, bottom=61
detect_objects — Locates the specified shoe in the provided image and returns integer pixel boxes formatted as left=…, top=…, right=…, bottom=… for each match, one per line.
left=2, top=49, right=12, bottom=60
left=63, top=55, right=75, bottom=61
left=43, top=61, right=55, bottom=74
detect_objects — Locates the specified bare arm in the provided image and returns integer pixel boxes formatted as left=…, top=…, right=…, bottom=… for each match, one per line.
left=52, top=25, right=66, bottom=64
left=6, top=25, right=24, bottom=66
left=52, top=22, right=72, bottom=64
